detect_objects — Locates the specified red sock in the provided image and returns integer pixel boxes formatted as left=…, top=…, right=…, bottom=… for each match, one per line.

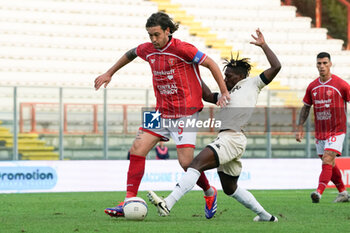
left=126, top=154, right=146, bottom=198
left=196, top=172, right=211, bottom=192
left=317, top=164, right=333, bottom=195
left=331, top=164, right=346, bottom=193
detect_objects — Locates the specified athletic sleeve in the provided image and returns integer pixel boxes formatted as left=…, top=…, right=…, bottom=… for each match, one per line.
left=254, top=74, right=266, bottom=90
left=135, top=43, right=149, bottom=61
left=180, top=42, right=207, bottom=64
left=303, top=84, right=313, bottom=106
left=342, top=80, right=350, bottom=102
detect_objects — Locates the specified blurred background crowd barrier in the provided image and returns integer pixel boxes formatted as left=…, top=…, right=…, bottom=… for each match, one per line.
left=1, top=86, right=349, bottom=160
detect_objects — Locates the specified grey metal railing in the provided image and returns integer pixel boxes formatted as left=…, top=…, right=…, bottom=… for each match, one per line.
left=1, top=86, right=349, bottom=160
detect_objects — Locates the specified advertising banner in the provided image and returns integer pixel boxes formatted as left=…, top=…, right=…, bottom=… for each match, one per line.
left=0, top=158, right=349, bottom=193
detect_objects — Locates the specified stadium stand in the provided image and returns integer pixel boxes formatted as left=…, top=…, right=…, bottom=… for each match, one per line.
left=2, top=0, right=349, bottom=94
left=151, top=0, right=350, bottom=105
left=0, top=120, right=59, bottom=160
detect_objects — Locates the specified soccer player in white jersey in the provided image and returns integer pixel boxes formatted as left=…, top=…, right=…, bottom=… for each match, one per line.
left=296, top=52, right=350, bottom=203
left=94, top=12, right=229, bottom=219
left=148, top=28, right=281, bottom=222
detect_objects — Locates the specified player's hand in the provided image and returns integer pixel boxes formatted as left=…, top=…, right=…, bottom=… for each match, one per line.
left=250, top=28, right=266, bottom=47
left=94, top=73, right=112, bottom=90
left=295, top=125, right=304, bottom=142
left=217, top=91, right=230, bottom=107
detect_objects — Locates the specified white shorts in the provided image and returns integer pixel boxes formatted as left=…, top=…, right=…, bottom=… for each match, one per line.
left=315, top=133, right=345, bottom=157
left=207, top=131, right=247, bottom=176
left=140, top=112, right=198, bottom=148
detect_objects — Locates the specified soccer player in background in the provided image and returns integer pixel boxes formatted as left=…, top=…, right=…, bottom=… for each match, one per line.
left=296, top=52, right=350, bottom=203
left=94, top=12, right=230, bottom=219
left=148, top=28, right=281, bottom=222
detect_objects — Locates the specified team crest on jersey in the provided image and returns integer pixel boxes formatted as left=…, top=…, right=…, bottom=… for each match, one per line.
left=326, top=90, right=333, bottom=96
left=168, top=58, right=175, bottom=66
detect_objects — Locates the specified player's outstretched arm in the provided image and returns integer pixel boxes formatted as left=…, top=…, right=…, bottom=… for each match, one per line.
left=250, top=28, right=281, bottom=83
left=94, top=48, right=137, bottom=90
left=295, top=104, right=311, bottom=142
left=201, top=81, right=217, bottom=104
left=201, top=56, right=230, bottom=107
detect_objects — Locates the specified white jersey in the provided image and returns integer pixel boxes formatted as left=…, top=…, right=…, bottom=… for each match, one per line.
left=218, top=74, right=266, bottom=131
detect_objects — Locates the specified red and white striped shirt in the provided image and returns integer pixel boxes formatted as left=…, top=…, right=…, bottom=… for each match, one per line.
left=303, top=74, right=350, bottom=140
left=136, top=37, right=206, bottom=118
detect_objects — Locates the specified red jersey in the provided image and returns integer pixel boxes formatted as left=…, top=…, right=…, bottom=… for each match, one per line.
left=136, top=37, right=206, bottom=118
left=303, top=74, right=350, bottom=140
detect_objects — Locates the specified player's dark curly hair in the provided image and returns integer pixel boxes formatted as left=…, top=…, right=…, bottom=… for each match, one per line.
left=317, top=52, right=331, bottom=61
left=146, top=12, right=179, bottom=34
left=223, top=53, right=251, bottom=78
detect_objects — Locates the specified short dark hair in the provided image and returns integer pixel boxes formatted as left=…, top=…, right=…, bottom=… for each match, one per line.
left=223, top=53, right=251, bottom=78
left=146, top=12, right=179, bottom=34
left=317, top=52, right=331, bottom=60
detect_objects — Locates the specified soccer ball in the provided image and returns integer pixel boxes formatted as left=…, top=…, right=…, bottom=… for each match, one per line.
left=123, top=197, right=148, bottom=221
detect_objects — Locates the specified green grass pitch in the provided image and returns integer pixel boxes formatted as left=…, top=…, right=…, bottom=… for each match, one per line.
left=0, top=189, right=349, bottom=233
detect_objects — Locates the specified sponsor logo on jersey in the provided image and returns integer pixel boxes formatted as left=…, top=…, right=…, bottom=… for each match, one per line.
left=314, top=99, right=331, bottom=104
left=157, top=84, right=178, bottom=95
left=316, top=110, right=332, bottom=120
left=230, top=85, right=241, bottom=93
left=153, top=69, right=175, bottom=76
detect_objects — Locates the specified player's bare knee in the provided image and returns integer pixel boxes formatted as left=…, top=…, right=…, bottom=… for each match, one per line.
left=130, top=140, right=149, bottom=156
left=322, top=150, right=337, bottom=165
left=188, top=157, right=203, bottom=171
left=222, top=184, right=237, bottom=196
left=179, top=161, right=190, bottom=170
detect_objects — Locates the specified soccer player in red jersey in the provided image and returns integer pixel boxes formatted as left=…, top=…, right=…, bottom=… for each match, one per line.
left=296, top=52, right=350, bottom=203
left=94, top=12, right=230, bottom=218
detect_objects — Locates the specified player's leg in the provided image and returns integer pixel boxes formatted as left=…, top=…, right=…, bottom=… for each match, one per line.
left=324, top=134, right=349, bottom=202
left=171, top=113, right=213, bottom=195
left=148, top=147, right=218, bottom=217
left=331, top=163, right=349, bottom=202
left=219, top=171, right=277, bottom=222
left=170, top=112, right=217, bottom=216
left=331, top=164, right=345, bottom=192
left=105, top=129, right=160, bottom=217
left=127, top=129, right=160, bottom=197
left=311, top=139, right=326, bottom=203
left=176, top=146, right=213, bottom=195
left=312, top=134, right=347, bottom=203
left=312, top=150, right=337, bottom=203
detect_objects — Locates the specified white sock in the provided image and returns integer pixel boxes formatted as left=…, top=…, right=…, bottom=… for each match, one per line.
left=165, top=168, right=200, bottom=210
left=230, top=186, right=272, bottom=220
